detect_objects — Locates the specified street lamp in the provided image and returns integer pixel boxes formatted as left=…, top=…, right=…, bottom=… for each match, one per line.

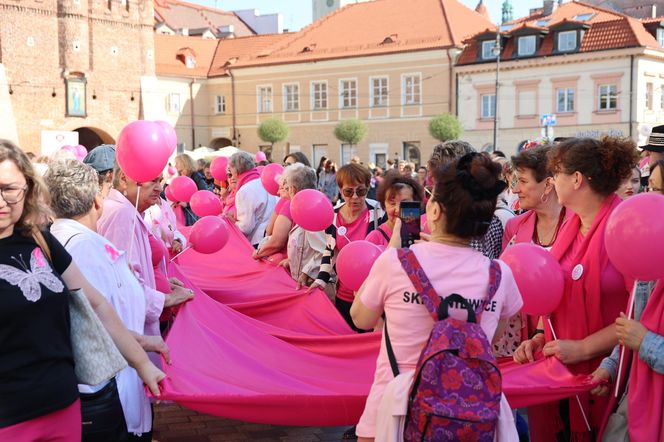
left=492, top=32, right=501, bottom=152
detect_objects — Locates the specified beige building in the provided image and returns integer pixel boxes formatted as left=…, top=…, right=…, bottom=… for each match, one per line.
left=455, top=1, right=664, bottom=154
left=154, top=0, right=494, bottom=167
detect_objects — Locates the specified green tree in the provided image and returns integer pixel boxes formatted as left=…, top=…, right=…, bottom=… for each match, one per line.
left=428, top=113, right=463, bottom=143
left=257, top=118, right=290, bottom=148
left=333, top=119, right=368, bottom=148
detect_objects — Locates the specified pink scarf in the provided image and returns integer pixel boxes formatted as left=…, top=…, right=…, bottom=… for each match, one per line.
left=628, top=281, right=664, bottom=441
left=222, top=169, right=260, bottom=216
left=545, top=193, right=628, bottom=440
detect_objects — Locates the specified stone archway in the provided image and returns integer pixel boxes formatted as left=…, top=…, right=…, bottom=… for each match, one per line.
left=210, top=137, right=233, bottom=150
left=74, top=127, right=115, bottom=152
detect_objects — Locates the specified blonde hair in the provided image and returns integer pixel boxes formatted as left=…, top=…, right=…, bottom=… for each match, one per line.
left=0, top=139, right=53, bottom=234
left=175, top=153, right=196, bottom=177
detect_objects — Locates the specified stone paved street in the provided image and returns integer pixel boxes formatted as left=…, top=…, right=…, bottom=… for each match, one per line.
left=153, top=403, right=349, bottom=442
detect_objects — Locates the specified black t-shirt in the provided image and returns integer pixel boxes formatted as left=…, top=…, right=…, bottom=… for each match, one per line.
left=0, top=230, right=78, bottom=428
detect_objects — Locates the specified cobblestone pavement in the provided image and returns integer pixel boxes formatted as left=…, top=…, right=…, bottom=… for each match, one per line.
left=153, top=402, right=349, bottom=442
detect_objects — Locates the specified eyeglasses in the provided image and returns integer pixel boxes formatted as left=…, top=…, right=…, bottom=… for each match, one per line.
left=341, top=187, right=368, bottom=198
left=646, top=186, right=663, bottom=193
left=0, top=185, right=28, bottom=205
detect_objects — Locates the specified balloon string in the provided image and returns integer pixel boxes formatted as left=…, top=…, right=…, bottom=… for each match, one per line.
left=614, top=280, right=638, bottom=397
left=127, top=187, right=141, bottom=261
left=170, top=245, right=192, bottom=262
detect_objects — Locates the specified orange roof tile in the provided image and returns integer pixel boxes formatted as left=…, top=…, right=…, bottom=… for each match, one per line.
left=154, top=0, right=255, bottom=37
left=154, top=34, right=220, bottom=78
left=457, top=0, right=660, bottom=66
left=207, top=33, right=292, bottom=76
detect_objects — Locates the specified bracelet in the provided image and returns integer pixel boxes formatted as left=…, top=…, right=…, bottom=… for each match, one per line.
left=531, top=328, right=545, bottom=339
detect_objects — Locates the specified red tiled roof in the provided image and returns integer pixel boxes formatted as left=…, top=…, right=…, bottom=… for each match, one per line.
left=457, top=0, right=660, bottom=66
left=205, top=0, right=493, bottom=73
left=154, top=0, right=255, bottom=37
left=154, top=34, right=220, bottom=77
left=207, top=33, right=292, bottom=76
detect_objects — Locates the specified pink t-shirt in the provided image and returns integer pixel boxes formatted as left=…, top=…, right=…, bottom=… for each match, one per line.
left=277, top=199, right=292, bottom=221
left=365, top=223, right=392, bottom=247
left=336, top=208, right=370, bottom=301
left=355, top=242, right=523, bottom=437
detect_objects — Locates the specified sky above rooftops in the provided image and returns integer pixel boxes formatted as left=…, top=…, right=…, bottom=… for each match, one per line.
left=193, top=0, right=536, bottom=32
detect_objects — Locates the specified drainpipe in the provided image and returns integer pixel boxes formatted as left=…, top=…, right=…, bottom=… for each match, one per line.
left=447, top=49, right=454, bottom=113
left=229, top=68, right=237, bottom=146
left=629, top=54, right=634, bottom=139
left=189, top=79, right=196, bottom=148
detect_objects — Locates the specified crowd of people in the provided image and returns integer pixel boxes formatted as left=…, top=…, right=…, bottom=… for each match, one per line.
left=1, top=123, right=664, bottom=442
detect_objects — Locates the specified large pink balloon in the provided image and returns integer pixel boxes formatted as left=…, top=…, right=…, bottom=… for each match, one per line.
left=336, top=241, right=383, bottom=292
left=255, top=151, right=267, bottom=162
left=169, top=176, right=197, bottom=203
left=190, top=190, right=222, bottom=217
left=189, top=216, right=229, bottom=254
left=260, top=163, right=283, bottom=196
left=154, top=120, right=177, bottom=155
left=74, top=145, right=87, bottom=161
left=605, top=192, right=664, bottom=281
left=290, top=189, right=334, bottom=232
left=210, top=157, right=229, bottom=181
left=164, top=185, right=176, bottom=202
left=116, top=120, right=171, bottom=183
left=500, top=243, right=564, bottom=316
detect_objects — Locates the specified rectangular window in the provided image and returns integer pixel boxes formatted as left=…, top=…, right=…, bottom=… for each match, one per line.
left=517, top=35, right=536, bottom=56
left=257, top=86, right=272, bottom=113
left=661, top=86, right=664, bottom=111
left=283, top=84, right=299, bottom=112
left=311, top=81, right=327, bottom=110
left=371, top=77, right=388, bottom=107
left=481, top=40, right=497, bottom=59
left=558, top=30, right=577, bottom=52
left=402, top=74, right=421, bottom=105
left=598, top=84, right=617, bottom=111
left=646, top=82, right=654, bottom=111
left=341, top=144, right=357, bottom=165
left=215, top=95, right=225, bottom=114
left=657, top=28, right=664, bottom=47
left=167, top=93, right=180, bottom=114
left=556, top=88, right=574, bottom=113
left=340, top=79, right=357, bottom=108
left=481, top=94, right=495, bottom=118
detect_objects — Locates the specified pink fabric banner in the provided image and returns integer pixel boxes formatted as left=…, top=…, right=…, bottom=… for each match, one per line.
left=157, top=222, right=598, bottom=425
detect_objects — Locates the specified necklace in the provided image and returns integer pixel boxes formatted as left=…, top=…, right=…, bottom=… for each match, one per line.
left=533, top=207, right=566, bottom=247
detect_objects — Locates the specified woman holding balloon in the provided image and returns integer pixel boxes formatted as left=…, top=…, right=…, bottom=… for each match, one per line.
left=513, top=137, right=638, bottom=441
left=254, top=171, right=293, bottom=263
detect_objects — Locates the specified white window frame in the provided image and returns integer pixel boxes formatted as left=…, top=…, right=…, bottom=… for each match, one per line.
left=481, top=40, right=497, bottom=60
left=401, top=73, right=421, bottom=106
left=558, top=30, right=577, bottom=52
left=283, top=83, right=299, bottom=112
left=657, top=28, right=664, bottom=47
left=215, top=95, right=225, bottom=114
left=311, top=80, right=328, bottom=110
left=185, top=55, right=196, bottom=69
left=517, top=35, right=536, bottom=56
left=339, top=78, right=358, bottom=109
left=257, top=85, right=273, bottom=113
left=481, top=94, right=495, bottom=118
left=167, top=93, right=181, bottom=114
left=598, top=84, right=617, bottom=111
left=556, top=88, right=574, bottom=113
left=646, top=82, right=654, bottom=111
left=340, top=143, right=357, bottom=165
left=370, top=76, right=388, bottom=107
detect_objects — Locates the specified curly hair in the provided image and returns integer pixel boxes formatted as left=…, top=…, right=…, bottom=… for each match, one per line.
left=0, top=139, right=53, bottom=235
left=511, top=145, right=553, bottom=183
left=547, top=137, right=639, bottom=196
left=428, top=140, right=476, bottom=175
left=375, top=170, right=425, bottom=210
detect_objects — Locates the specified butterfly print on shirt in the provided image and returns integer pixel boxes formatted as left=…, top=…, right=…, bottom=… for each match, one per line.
left=0, top=247, right=65, bottom=302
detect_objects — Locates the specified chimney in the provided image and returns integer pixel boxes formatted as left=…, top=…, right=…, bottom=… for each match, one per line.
left=543, top=0, right=557, bottom=16
left=181, top=27, right=189, bottom=36
left=653, top=5, right=657, bottom=18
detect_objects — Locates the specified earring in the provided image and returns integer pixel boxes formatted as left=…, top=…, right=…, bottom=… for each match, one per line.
left=540, top=192, right=549, bottom=204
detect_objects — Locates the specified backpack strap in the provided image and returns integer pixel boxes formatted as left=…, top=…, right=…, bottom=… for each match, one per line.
left=383, top=318, right=400, bottom=377
left=479, top=260, right=502, bottom=321
left=377, top=227, right=390, bottom=243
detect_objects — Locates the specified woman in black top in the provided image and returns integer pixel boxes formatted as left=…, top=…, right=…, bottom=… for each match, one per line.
left=0, top=139, right=165, bottom=440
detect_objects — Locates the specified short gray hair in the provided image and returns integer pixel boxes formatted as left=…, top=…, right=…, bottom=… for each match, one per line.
left=229, top=151, right=255, bottom=174
left=44, top=159, right=99, bottom=219
left=283, top=163, right=317, bottom=193
left=429, top=140, right=477, bottom=171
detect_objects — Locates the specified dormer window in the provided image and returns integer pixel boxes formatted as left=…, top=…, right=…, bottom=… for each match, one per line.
left=557, top=30, right=577, bottom=52
left=185, top=55, right=195, bottom=69
left=481, top=40, right=497, bottom=60
left=657, top=28, right=664, bottom=48
left=517, top=35, right=536, bottom=56
left=573, top=13, right=594, bottom=22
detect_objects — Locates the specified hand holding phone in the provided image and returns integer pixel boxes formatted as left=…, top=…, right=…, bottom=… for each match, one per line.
left=399, top=201, right=421, bottom=248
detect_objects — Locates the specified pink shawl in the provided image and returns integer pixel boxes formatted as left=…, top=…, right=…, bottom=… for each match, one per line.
left=222, top=169, right=260, bottom=217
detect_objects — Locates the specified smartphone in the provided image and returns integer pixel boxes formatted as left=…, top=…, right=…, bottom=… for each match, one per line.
left=399, top=201, right=421, bottom=248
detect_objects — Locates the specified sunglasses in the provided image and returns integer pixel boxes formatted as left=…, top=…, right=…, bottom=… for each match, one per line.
left=342, top=187, right=368, bottom=198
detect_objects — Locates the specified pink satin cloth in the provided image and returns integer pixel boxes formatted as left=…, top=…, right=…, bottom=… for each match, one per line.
left=156, top=221, right=598, bottom=425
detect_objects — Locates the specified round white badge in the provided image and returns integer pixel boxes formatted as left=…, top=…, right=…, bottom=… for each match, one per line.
left=337, top=226, right=347, bottom=236
left=572, top=264, right=584, bottom=281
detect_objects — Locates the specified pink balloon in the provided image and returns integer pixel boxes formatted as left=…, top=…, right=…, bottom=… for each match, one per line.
left=189, top=216, right=229, bottom=254
left=169, top=176, right=197, bottom=203
left=167, top=166, right=177, bottom=176
left=255, top=151, right=267, bottom=162
left=74, top=145, right=87, bottom=161
left=500, top=243, right=564, bottom=316
left=164, top=185, right=176, bottom=202
left=336, top=240, right=383, bottom=291
left=190, top=190, right=222, bottom=217
left=210, top=157, right=229, bottom=181
left=290, top=189, right=334, bottom=232
left=116, top=120, right=171, bottom=183
left=154, top=120, right=177, bottom=155
left=260, top=163, right=284, bottom=196
left=605, top=193, right=664, bottom=281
